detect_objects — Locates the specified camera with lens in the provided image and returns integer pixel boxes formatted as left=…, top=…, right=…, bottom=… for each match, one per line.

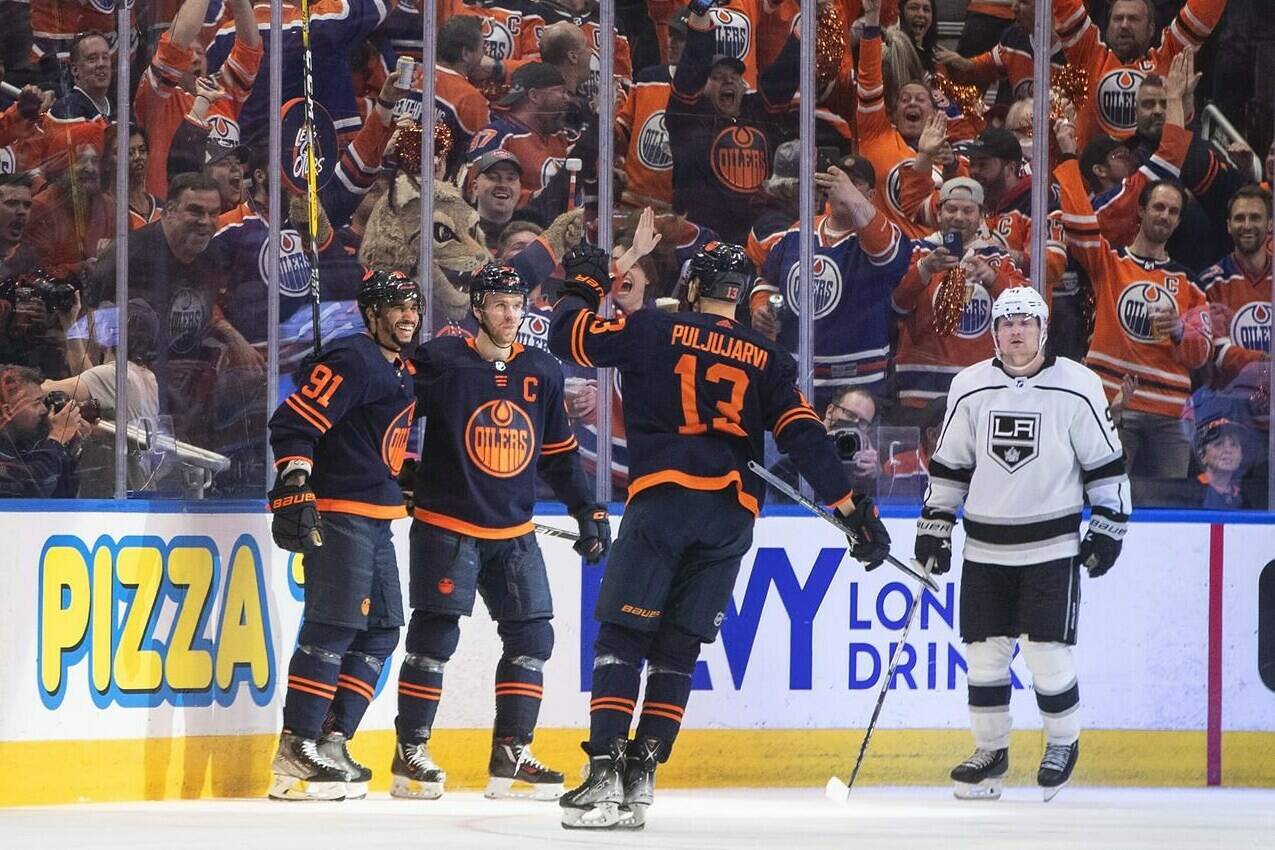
left=0, top=269, right=80, bottom=315
left=830, top=426, right=868, bottom=461
left=44, top=390, right=101, bottom=425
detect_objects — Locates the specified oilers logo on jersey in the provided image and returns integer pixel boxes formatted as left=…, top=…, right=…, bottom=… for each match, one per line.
left=988, top=411, right=1040, bottom=473
left=636, top=110, right=673, bottom=171
left=709, top=7, right=752, bottom=60
left=381, top=402, right=417, bottom=476
left=1232, top=303, right=1271, bottom=352
left=785, top=256, right=842, bottom=320
left=168, top=288, right=208, bottom=356
left=1096, top=65, right=1150, bottom=134
left=1118, top=281, right=1179, bottom=342
left=465, top=399, right=536, bottom=478
left=479, top=16, right=519, bottom=60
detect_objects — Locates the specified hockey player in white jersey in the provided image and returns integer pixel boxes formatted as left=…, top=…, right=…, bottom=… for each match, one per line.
left=914, top=286, right=1131, bottom=802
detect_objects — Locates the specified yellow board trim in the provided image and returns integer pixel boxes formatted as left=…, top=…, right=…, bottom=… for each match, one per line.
left=3, top=729, right=1274, bottom=807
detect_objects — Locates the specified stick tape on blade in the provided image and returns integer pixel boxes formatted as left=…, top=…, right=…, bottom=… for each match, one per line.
left=280, top=98, right=338, bottom=195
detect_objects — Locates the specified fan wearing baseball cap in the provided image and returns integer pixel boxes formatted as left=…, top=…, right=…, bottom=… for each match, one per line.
left=468, top=63, right=573, bottom=209
left=666, top=4, right=801, bottom=243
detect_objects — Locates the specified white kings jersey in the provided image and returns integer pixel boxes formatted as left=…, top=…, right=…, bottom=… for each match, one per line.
left=924, top=356, right=1131, bottom=566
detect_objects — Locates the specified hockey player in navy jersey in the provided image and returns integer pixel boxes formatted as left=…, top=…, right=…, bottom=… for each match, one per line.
left=548, top=241, right=892, bottom=830
left=917, top=286, right=1131, bottom=802
left=266, top=269, right=422, bottom=801
left=390, top=262, right=609, bottom=802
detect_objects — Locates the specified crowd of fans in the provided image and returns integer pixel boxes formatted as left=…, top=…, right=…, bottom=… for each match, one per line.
left=0, top=0, right=1269, bottom=510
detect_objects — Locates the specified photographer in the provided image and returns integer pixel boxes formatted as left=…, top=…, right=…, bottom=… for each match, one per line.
left=766, top=388, right=882, bottom=501
left=0, top=365, right=90, bottom=498
left=0, top=269, right=86, bottom=381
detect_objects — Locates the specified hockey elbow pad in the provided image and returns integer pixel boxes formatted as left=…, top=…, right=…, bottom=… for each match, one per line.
left=268, top=480, right=324, bottom=553
left=914, top=508, right=954, bottom=575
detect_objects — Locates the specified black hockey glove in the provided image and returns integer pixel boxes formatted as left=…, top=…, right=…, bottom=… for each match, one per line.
left=573, top=504, right=611, bottom=564
left=268, top=479, right=324, bottom=553
left=914, top=509, right=954, bottom=575
left=1080, top=509, right=1126, bottom=578
left=561, top=243, right=612, bottom=311
left=843, top=494, right=890, bottom=570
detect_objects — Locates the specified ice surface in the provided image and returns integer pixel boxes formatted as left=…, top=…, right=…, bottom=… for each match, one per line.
left=2, top=787, right=1272, bottom=849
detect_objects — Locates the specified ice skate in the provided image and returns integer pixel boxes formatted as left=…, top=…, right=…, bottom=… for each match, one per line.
left=560, top=738, right=627, bottom=830
left=1038, top=741, right=1078, bottom=802
left=389, top=737, right=446, bottom=800
left=267, top=732, right=348, bottom=801
left=317, top=731, right=371, bottom=800
left=617, top=735, right=667, bottom=830
left=950, top=747, right=1008, bottom=801
left=484, top=736, right=565, bottom=801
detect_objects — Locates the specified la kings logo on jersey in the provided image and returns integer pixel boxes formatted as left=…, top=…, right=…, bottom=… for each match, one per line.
left=988, top=411, right=1040, bottom=473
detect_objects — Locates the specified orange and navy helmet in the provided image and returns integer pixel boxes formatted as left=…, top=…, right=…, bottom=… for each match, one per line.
left=685, top=241, right=754, bottom=304
left=358, top=268, right=421, bottom=323
left=469, top=261, right=528, bottom=309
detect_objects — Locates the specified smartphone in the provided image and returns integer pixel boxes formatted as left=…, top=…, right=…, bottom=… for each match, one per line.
left=816, top=146, right=840, bottom=174
left=942, top=230, right=963, bottom=258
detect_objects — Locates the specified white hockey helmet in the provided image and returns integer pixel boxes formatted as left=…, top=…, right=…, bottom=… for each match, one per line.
left=991, top=286, right=1049, bottom=357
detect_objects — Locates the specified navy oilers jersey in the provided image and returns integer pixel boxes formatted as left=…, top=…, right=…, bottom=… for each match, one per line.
left=269, top=332, right=417, bottom=518
left=548, top=299, right=857, bottom=514
left=410, top=336, right=593, bottom=538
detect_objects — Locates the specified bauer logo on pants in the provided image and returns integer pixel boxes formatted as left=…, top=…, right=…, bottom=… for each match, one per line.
left=988, top=411, right=1040, bottom=473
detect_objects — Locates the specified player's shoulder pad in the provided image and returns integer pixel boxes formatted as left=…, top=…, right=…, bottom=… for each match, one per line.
left=312, top=332, right=374, bottom=370
left=411, top=334, right=468, bottom=372
left=950, top=357, right=999, bottom=394
left=1047, top=355, right=1107, bottom=396
left=516, top=344, right=567, bottom=379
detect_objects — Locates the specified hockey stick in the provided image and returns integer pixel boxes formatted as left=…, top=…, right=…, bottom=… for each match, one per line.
left=825, top=554, right=935, bottom=804
left=299, top=0, right=323, bottom=356
left=533, top=522, right=579, bottom=542
left=747, top=461, right=938, bottom=592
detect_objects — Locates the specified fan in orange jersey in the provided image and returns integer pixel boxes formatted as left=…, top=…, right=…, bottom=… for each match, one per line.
left=936, top=0, right=1068, bottom=102
left=1201, top=186, right=1271, bottom=387
left=901, top=120, right=1066, bottom=296
left=29, top=0, right=133, bottom=65
left=524, top=0, right=633, bottom=93
left=892, top=177, right=1028, bottom=410
left=445, top=0, right=543, bottom=64
left=856, top=0, right=969, bottom=239
left=1052, top=0, right=1226, bottom=147
left=1057, top=159, right=1211, bottom=479
left=615, top=12, right=685, bottom=210
left=391, top=17, right=492, bottom=177
left=134, top=0, right=261, bottom=199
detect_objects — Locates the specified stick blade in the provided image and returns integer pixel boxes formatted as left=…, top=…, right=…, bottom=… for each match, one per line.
left=824, top=776, right=851, bottom=805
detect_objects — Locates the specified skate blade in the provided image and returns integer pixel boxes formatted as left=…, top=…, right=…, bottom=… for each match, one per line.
left=1041, top=779, right=1070, bottom=802
left=389, top=775, right=444, bottom=800
left=344, top=780, right=368, bottom=800
left=561, top=802, right=620, bottom=830
left=617, top=803, right=647, bottom=830
left=484, top=776, right=564, bottom=801
left=267, top=775, right=346, bottom=801
left=824, top=776, right=850, bottom=805
left=953, top=778, right=1004, bottom=801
